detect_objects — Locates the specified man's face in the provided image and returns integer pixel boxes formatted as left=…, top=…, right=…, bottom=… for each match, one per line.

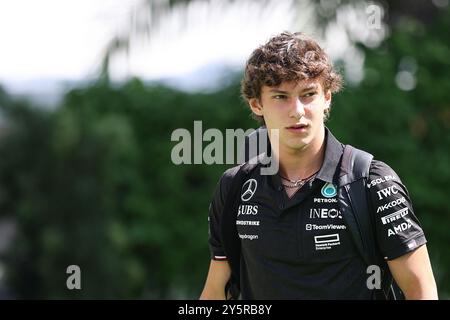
left=249, top=78, right=331, bottom=152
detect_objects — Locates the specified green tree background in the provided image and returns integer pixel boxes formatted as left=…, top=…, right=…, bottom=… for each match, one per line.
left=0, top=2, right=448, bottom=299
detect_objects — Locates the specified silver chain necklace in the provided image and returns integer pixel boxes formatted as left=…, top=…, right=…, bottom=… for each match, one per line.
left=281, top=179, right=307, bottom=189
left=279, top=170, right=319, bottom=189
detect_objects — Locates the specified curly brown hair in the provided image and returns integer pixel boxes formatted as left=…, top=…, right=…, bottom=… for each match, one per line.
left=241, top=32, right=343, bottom=123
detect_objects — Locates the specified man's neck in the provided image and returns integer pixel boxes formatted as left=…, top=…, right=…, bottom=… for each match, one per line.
left=274, top=128, right=326, bottom=181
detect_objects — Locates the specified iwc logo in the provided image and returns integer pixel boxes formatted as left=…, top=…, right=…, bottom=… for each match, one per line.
left=241, top=179, right=257, bottom=202
left=321, top=183, right=337, bottom=198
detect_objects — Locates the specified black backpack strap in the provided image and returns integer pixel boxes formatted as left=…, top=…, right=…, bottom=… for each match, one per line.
left=221, top=159, right=261, bottom=299
left=339, top=145, right=404, bottom=300
left=339, top=145, right=375, bottom=266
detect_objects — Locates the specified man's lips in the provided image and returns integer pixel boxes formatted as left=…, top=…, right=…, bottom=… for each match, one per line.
left=286, top=124, right=309, bottom=129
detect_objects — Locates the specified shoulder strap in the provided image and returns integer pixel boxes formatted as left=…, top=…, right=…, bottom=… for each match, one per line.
left=339, top=145, right=404, bottom=300
left=338, top=145, right=375, bottom=266
left=221, top=160, right=261, bottom=299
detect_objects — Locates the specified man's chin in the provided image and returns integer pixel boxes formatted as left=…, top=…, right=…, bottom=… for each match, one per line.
left=285, top=140, right=310, bottom=152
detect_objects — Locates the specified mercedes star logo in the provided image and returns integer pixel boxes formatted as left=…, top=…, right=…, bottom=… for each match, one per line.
left=241, top=179, right=257, bottom=202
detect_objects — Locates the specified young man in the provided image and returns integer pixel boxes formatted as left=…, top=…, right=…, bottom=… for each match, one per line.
left=200, top=32, right=438, bottom=300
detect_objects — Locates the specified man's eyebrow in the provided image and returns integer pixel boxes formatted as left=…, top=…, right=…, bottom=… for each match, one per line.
left=268, top=89, right=289, bottom=94
left=300, top=84, right=318, bottom=92
left=268, top=84, right=318, bottom=94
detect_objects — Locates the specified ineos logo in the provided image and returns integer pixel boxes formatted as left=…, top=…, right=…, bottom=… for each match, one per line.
left=241, top=179, right=257, bottom=202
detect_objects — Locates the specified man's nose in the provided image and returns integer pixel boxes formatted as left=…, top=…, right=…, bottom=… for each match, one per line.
left=290, top=98, right=305, bottom=119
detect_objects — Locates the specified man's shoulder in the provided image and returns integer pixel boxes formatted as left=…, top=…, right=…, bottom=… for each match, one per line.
left=345, top=144, right=399, bottom=180
left=221, top=164, right=242, bottom=181
left=367, top=159, right=403, bottom=189
left=369, top=159, right=400, bottom=178
left=219, top=153, right=266, bottom=184
left=214, top=164, right=242, bottom=199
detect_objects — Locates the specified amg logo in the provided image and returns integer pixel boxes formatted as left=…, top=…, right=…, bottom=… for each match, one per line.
left=376, top=197, right=406, bottom=213
left=309, top=208, right=342, bottom=219
left=237, top=205, right=258, bottom=216
left=381, top=208, right=409, bottom=225
left=376, top=185, right=399, bottom=200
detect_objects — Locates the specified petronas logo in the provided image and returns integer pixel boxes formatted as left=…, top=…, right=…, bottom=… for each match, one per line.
left=321, top=183, right=337, bottom=198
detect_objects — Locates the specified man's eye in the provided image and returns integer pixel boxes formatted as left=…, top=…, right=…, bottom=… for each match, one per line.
left=303, top=92, right=317, bottom=97
left=273, top=95, right=287, bottom=100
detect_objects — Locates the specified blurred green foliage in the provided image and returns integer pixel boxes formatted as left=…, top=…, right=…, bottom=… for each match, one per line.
left=0, top=79, right=253, bottom=299
left=0, top=7, right=449, bottom=299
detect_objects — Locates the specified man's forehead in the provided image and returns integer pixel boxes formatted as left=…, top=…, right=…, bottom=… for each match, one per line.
left=263, top=79, right=323, bottom=93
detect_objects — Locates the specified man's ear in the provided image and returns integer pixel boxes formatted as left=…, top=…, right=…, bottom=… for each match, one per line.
left=249, top=98, right=264, bottom=116
left=324, top=90, right=331, bottom=110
